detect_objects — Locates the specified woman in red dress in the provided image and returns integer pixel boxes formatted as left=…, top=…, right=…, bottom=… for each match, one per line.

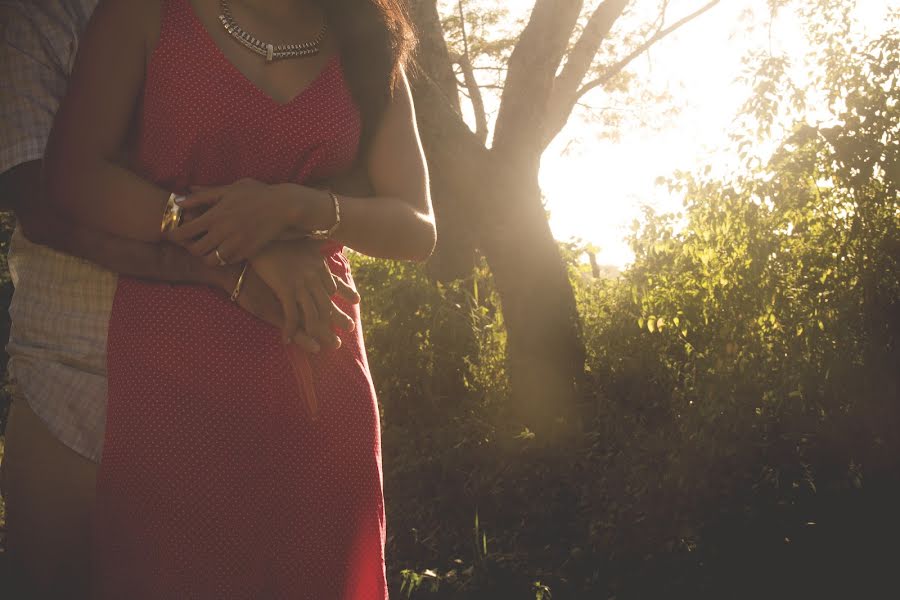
left=43, top=0, right=434, bottom=597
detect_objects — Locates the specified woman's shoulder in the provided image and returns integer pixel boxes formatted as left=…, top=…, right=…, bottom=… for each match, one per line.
left=82, top=0, right=161, bottom=59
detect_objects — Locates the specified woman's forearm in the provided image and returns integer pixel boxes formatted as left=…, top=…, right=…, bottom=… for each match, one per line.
left=287, top=69, right=435, bottom=262
left=284, top=185, right=436, bottom=262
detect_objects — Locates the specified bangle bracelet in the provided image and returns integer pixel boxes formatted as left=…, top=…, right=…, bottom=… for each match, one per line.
left=230, top=262, right=250, bottom=303
left=306, top=190, right=341, bottom=240
left=160, top=193, right=185, bottom=234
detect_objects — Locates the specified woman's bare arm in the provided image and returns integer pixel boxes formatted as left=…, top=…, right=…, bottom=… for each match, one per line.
left=43, top=0, right=169, bottom=242
left=308, top=70, right=436, bottom=261
left=173, top=69, right=436, bottom=263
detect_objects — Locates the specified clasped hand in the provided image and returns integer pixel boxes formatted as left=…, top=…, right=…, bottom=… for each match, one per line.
left=168, top=178, right=299, bottom=265
left=166, top=177, right=357, bottom=352
left=250, top=240, right=357, bottom=350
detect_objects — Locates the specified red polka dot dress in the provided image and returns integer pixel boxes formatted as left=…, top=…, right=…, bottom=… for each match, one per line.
left=94, top=0, right=387, bottom=597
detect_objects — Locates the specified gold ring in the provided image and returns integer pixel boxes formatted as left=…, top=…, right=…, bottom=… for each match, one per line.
left=215, top=249, right=227, bottom=267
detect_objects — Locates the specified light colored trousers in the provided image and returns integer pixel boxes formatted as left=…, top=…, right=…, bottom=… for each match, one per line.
left=1, top=392, right=97, bottom=599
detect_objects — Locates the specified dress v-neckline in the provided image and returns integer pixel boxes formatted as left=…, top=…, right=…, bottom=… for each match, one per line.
left=180, top=0, right=338, bottom=108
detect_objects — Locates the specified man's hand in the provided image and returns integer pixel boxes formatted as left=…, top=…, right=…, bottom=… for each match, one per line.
left=0, top=160, right=40, bottom=213
left=214, top=240, right=359, bottom=351
left=250, top=241, right=358, bottom=350
left=225, top=265, right=281, bottom=329
left=214, top=264, right=342, bottom=354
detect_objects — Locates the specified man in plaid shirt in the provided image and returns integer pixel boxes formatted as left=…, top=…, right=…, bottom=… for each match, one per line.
left=0, top=1, right=359, bottom=595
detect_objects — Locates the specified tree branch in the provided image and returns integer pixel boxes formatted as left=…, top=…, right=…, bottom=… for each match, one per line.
left=452, top=52, right=490, bottom=143
left=575, top=0, right=720, bottom=103
left=542, top=0, right=720, bottom=149
left=408, top=0, right=462, bottom=115
left=453, top=1, right=488, bottom=143
left=491, top=0, right=584, bottom=164
left=548, top=0, right=630, bottom=128
left=409, top=67, right=492, bottom=279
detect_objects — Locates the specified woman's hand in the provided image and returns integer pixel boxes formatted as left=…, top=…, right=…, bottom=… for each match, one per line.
left=168, top=178, right=300, bottom=265
left=247, top=240, right=359, bottom=350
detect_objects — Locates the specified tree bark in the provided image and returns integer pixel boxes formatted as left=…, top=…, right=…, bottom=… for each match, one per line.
left=479, top=163, right=589, bottom=438
left=492, top=0, right=584, bottom=166
left=544, top=0, right=629, bottom=148
left=412, top=70, right=589, bottom=439
left=409, top=0, right=479, bottom=282
left=452, top=52, right=488, bottom=144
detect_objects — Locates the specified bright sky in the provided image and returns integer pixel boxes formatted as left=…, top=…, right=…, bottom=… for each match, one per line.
left=455, top=0, right=895, bottom=267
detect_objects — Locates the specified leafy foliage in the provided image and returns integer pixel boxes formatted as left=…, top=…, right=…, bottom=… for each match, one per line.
left=349, top=12, right=900, bottom=599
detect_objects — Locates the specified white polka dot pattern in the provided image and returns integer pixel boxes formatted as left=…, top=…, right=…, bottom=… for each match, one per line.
left=93, top=0, right=387, bottom=597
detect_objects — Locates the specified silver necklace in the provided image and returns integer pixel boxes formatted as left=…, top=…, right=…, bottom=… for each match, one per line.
left=218, top=0, right=327, bottom=63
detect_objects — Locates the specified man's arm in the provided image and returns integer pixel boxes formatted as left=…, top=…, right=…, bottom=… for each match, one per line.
left=0, top=2, right=179, bottom=268
left=2, top=161, right=292, bottom=335
left=3, top=159, right=225, bottom=286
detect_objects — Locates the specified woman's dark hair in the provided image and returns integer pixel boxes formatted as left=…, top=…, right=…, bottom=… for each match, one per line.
left=316, top=0, right=417, bottom=153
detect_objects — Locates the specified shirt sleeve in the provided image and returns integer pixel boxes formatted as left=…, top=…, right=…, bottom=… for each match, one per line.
left=0, top=1, right=72, bottom=175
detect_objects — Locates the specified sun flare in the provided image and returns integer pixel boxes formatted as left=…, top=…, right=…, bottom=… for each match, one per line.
left=478, top=0, right=895, bottom=268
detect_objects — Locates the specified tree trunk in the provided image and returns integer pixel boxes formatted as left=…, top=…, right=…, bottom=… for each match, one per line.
left=411, top=75, right=590, bottom=437
left=479, top=162, right=589, bottom=439
left=409, top=0, right=478, bottom=283
left=409, top=0, right=590, bottom=439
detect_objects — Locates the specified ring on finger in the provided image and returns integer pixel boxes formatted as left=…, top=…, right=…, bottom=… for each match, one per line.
left=214, top=248, right=227, bottom=267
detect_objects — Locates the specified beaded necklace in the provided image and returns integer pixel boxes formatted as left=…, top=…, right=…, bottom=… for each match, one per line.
left=218, top=0, right=327, bottom=63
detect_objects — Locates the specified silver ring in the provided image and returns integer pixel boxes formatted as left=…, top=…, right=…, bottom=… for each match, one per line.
left=215, top=248, right=227, bottom=267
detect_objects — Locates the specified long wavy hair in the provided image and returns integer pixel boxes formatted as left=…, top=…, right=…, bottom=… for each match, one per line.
left=315, top=0, right=417, bottom=152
